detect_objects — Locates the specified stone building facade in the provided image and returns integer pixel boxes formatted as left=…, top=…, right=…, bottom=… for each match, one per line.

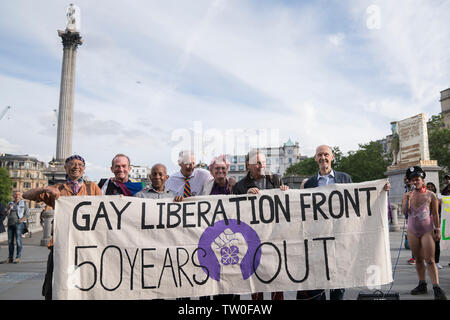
left=0, top=154, right=48, bottom=207
left=440, top=88, right=450, bottom=128
left=227, top=139, right=302, bottom=181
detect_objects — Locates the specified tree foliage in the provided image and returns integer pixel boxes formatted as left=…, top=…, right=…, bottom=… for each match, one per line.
left=285, top=157, right=317, bottom=176
left=427, top=114, right=450, bottom=180
left=0, top=167, right=12, bottom=206
left=334, top=141, right=389, bottom=183
left=285, top=142, right=389, bottom=183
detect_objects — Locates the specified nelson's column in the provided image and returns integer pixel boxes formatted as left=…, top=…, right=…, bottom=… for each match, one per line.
left=45, top=4, right=82, bottom=185
left=42, top=4, right=82, bottom=246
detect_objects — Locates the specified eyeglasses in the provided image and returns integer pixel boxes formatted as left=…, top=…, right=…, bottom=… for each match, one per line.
left=67, top=161, right=85, bottom=168
left=214, top=166, right=227, bottom=171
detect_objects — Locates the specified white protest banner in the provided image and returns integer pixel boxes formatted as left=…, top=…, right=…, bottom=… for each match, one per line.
left=441, top=196, right=450, bottom=251
left=53, top=179, right=392, bottom=299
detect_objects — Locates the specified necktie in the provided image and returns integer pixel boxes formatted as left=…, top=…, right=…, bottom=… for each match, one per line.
left=184, top=177, right=192, bottom=197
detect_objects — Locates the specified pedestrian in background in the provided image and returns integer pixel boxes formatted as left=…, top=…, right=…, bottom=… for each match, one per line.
left=0, top=191, right=29, bottom=264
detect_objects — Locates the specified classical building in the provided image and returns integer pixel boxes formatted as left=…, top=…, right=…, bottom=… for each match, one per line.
left=227, top=154, right=247, bottom=182
left=440, top=88, right=450, bottom=128
left=0, top=154, right=48, bottom=207
left=227, top=139, right=301, bottom=181
left=129, top=165, right=151, bottom=186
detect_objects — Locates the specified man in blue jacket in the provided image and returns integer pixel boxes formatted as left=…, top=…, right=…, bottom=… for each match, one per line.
left=297, top=145, right=352, bottom=300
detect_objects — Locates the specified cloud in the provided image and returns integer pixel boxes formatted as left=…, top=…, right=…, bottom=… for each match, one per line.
left=1, top=1, right=449, bottom=180
left=347, top=0, right=450, bottom=116
left=0, top=138, right=21, bottom=154
left=328, top=33, right=346, bottom=47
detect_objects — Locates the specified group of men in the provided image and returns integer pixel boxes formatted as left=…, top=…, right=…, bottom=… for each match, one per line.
left=2, top=144, right=395, bottom=300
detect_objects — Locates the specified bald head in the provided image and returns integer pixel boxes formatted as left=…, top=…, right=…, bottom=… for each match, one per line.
left=314, top=145, right=334, bottom=175
left=150, top=163, right=169, bottom=192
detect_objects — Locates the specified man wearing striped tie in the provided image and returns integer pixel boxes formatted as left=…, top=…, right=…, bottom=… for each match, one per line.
left=165, top=150, right=212, bottom=300
left=166, top=150, right=213, bottom=198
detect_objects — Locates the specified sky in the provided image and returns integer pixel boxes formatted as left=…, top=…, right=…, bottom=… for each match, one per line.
left=0, top=0, right=449, bottom=181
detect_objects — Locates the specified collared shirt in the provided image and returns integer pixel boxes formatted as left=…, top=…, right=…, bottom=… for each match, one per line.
left=317, top=170, right=336, bottom=186
left=135, top=187, right=175, bottom=199
left=166, top=168, right=212, bottom=197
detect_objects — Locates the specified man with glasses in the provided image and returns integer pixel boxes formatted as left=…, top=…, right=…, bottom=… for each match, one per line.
left=23, top=154, right=102, bottom=300
left=233, top=149, right=289, bottom=300
left=166, top=150, right=212, bottom=198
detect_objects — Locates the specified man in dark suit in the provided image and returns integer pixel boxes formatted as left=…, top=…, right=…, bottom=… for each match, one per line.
left=303, top=145, right=352, bottom=189
left=297, top=145, right=351, bottom=300
left=233, top=149, right=289, bottom=300
left=233, top=150, right=289, bottom=195
left=297, top=145, right=390, bottom=300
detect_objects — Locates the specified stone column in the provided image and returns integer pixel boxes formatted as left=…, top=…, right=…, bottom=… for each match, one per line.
left=389, top=203, right=400, bottom=232
left=40, top=209, right=55, bottom=247
left=55, top=30, right=82, bottom=163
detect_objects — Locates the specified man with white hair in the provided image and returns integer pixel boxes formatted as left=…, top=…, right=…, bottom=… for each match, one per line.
left=166, top=150, right=212, bottom=197
left=297, top=145, right=390, bottom=300
left=297, top=145, right=352, bottom=300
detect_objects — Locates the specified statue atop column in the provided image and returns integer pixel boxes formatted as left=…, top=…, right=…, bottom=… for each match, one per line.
left=66, top=3, right=81, bottom=32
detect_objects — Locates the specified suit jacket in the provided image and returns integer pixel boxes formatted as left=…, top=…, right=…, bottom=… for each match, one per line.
left=303, top=170, right=352, bottom=189
left=233, top=172, right=281, bottom=195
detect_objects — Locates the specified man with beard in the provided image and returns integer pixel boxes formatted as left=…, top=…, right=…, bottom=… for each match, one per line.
left=233, top=149, right=289, bottom=300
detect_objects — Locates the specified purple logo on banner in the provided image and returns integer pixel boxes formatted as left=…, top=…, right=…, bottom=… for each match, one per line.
left=197, top=219, right=261, bottom=281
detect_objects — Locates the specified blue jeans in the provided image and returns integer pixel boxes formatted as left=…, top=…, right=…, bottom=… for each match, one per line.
left=8, top=223, right=24, bottom=259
